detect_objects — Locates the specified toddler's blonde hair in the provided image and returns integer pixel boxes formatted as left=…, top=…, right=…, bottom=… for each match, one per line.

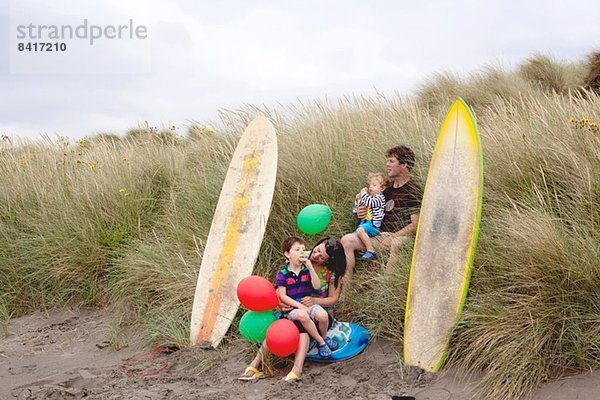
left=366, top=172, right=388, bottom=189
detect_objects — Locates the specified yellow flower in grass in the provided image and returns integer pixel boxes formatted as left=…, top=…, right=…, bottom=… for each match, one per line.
left=571, top=116, right=600, bottom=133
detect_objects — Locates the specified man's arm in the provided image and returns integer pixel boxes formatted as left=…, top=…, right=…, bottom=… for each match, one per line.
left=379, top=213, right=419, bottom=250
left=356, top=205, right=368, bottom=220
left=390, top=212, right=419, bottom=238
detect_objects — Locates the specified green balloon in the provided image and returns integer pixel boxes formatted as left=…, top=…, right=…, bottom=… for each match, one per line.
left=297, top=204, right=332, bottom=235
left=239, top=311, right=277, bottom=343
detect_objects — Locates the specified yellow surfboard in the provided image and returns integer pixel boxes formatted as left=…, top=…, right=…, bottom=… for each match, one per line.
left=404, top=98, right=483, bottom=372
left=190, top=116, right=278, bottom=347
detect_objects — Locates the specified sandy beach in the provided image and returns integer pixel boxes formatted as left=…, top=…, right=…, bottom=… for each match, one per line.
left=1, top=308, right=599, bottom=399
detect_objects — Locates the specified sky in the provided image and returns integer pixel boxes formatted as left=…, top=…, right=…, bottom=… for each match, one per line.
left=1, top=0, right=599, bottom=140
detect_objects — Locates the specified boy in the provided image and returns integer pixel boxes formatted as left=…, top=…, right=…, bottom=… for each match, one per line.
left=275, top=236, right=337, bottom=359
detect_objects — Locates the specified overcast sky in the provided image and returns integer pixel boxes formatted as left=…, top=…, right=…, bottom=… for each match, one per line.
left=1, top=0, right=599, bottom=140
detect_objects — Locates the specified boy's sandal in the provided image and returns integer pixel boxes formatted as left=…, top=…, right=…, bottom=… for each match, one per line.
left=283, top=371, right=302, bottom=382
left=325, top=337, right=339, bottom=351
left=318, top=343, right=332, bottom=359
left=238, top=366, right=264, bottom=381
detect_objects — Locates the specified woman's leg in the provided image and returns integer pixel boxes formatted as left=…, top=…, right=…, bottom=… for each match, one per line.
left=249, top=341, right=268, bottom=370
left=290, top=333, right=310, bottom=376
left=239, top=342, right=269, bottom=379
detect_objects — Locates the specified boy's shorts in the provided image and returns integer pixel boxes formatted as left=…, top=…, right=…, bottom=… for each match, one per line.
left=286, top=304, right=326, bottom=322
left=355, top=220, right=380, bottom=237
left=285, top=312, right=335, bottom=334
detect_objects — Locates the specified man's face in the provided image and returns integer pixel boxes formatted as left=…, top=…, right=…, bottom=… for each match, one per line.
left=386, top=156, right=404, bottom=178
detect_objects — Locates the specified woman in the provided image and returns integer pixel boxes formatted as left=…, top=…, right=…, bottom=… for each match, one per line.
left=238, top=237, right=347, bottom=382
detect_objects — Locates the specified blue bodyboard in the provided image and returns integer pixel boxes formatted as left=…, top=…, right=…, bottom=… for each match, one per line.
left=306, top=321, right=370, bottom=363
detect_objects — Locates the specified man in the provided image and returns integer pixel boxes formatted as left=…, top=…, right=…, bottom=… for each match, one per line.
left=341, top=145, right=422, bottom=280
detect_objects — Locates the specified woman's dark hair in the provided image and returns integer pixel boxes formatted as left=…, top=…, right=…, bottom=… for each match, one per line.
left=310, top=237, right=346, bottom=288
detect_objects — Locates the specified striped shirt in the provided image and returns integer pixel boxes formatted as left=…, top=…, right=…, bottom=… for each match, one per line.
left=360, top=191, right=386, bottom=228
left=274, top=264, right=314, bottom=301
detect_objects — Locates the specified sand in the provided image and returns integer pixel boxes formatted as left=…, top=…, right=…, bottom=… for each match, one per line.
left=1, top=308, right=599, bottom=399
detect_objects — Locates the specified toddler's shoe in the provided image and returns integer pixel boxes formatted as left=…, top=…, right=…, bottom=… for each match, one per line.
left=361, top=251, right=377, bottom=261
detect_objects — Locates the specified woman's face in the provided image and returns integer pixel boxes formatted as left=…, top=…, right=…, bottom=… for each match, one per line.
left=309, top=243, right=330, bottom=265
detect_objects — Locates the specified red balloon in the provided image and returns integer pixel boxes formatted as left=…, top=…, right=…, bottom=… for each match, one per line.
left=265, top=319, right=300, bottom=357
left=236, top=276, right=279, bottom=311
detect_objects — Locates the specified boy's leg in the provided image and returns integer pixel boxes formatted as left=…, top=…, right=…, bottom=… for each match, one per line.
left=309, top=305, right=329, bottom=340
left=289, top=309, right=326, bottom=346
left=356, top=227, right=374, bottom=252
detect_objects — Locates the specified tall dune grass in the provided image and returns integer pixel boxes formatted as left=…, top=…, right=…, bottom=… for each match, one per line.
left=1, top=54, right=599, bottom=399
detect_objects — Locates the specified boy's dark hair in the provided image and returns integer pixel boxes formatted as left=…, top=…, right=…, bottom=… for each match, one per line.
left=386, top=145, right=415, bottom=171
left=282, top=236, right=307, bottom=253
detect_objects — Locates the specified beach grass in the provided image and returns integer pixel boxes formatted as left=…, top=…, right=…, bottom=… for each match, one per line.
left=1, top=52, right=599, bottom=399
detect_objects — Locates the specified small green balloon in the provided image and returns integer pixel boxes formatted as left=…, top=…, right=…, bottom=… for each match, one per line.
left=239, top=310, right=277, bottom=343
left=297, top=204, right=332, bottom=235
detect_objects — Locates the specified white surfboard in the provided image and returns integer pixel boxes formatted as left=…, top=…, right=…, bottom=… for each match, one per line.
left=190, top=116, right=278, bottom=347
left=404, top=98, right=483, bottom=372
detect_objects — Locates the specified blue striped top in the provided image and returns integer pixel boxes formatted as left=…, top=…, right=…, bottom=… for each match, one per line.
left=360, top=191, right=386, bottom=228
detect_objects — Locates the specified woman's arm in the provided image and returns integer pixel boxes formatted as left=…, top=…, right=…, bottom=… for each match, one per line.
left=313, top=277, right=342, bottom=308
